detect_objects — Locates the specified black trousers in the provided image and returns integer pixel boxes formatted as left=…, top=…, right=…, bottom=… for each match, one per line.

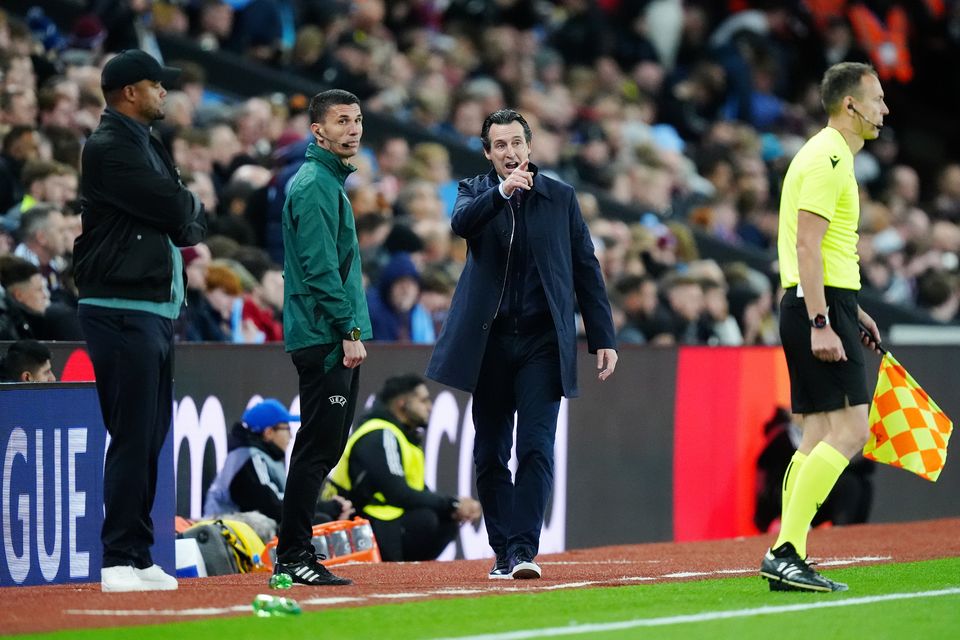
left=78, top=305, right=174, bottom=569
left=472, top=329, right=562, bottom=561
left=369, top=508, right=459, bottom=562
left=277, top=343, right=360, bottom=560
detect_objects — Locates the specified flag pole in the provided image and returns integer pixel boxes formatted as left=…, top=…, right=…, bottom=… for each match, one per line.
left=858, top=321, right=886, bottom=355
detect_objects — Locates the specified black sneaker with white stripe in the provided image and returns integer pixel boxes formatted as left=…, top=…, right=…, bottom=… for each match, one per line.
left=488, top=554, right=511, bottom=580
left=760, top=542, right=846, bottom=592
left=273, top=550, right=352, bottom=586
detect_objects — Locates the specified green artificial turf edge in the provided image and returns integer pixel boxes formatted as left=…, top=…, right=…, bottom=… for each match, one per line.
left=11, top=557, right=960, bottom=640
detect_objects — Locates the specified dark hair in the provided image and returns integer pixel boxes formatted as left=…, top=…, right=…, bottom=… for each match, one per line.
left=308, top=89, right=359, bottom=125
left=20, top=159, right=69, bottom=187
left=0, top=255, right=40, bottom=289
left=1, top=340, right=52, bottom=382
left=232, top=246, right=274, bottom=282
left=916, top=269, right=953, bottom=308
left=821, top=62, right=877, bottom=115
left=480, top=109, right=532, bottom=152
left=2, top=125, right=36, bottom=154
left=378, top=373, right=427, bottom=405
left=355, top=212, right=390, bottom=235
left=613, top=274, right=652, bottom=296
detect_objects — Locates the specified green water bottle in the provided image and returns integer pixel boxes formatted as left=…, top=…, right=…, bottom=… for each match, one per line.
left=269, top=573, right=293, bottom=589
left=252, top=594, right=302, bottom=617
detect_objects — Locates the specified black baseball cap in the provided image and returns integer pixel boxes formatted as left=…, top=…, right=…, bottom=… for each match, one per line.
left=101, top=49, right=180, bottom=92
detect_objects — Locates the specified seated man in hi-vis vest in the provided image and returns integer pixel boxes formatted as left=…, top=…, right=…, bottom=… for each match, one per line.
left=327, top=374, right=481, bottom=561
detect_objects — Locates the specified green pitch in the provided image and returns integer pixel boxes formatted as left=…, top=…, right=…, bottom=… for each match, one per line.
left=17, top=558, right=960, bottom=640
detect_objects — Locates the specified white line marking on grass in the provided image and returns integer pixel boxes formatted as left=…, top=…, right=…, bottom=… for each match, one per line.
left=66, top=606, right=250, bottom=617
left=658, top=557, right=890, bottom=580
left=370, top=592, right=425, bottom=599
left=481, top=581, right=605, bottom=593
left=432, top=588, right=960, bottom=640
left=541, top=560, right=637, bottom=566
left=298, top=596, right=366, bottom=606
left=817, top=556, right=892, bottom=567
left=538, top=582, right=600, bottom=590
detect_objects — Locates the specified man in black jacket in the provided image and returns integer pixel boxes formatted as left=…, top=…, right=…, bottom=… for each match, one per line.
left=73, top=50, right=206, bottom=593
left=328, top=374, right=481, bottom=562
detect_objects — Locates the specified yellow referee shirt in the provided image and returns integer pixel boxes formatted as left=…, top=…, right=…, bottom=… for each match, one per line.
left=778, top=127, right=860, bottom=290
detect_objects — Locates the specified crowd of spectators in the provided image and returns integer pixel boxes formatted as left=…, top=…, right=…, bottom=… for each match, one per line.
left=1, top=0, right=959, bottom=348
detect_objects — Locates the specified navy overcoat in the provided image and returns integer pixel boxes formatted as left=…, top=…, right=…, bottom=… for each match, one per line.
left=426, top=166, right=616, bottom=398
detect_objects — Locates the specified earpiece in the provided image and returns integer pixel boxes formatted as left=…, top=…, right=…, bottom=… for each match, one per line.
left=313, top=126, right=341, bottom=147
left=848, top=103, right=882, bottom=130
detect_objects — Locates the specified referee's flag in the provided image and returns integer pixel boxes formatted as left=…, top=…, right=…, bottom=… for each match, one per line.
left=863, top=352, right=953, bottom=482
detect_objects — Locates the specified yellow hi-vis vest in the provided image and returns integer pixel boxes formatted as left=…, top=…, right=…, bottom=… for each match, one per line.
left=328, top=418, right=425, bottom=521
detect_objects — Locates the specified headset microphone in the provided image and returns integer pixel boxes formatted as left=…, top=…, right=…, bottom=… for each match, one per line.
left=314, top=129, right=354, bottom=150
left=849, top=104, right=882, bottom=129
left=313, top=126, right=335, bottom=145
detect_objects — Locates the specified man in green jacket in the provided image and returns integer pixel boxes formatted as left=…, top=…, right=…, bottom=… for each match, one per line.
left=272, top=89, right=371, bottom=587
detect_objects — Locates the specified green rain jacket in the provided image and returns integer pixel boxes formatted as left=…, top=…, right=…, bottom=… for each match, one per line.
left=282, top=143, right=371, bottom=354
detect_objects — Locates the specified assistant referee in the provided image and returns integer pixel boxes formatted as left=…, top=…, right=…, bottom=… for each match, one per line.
left=759, top=62, right=887, bottom=593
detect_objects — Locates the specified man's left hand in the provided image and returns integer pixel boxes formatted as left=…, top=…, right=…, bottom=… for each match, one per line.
left=857, top=308, right=883, bottom=354
left=597, top=348, right=618, bottom=381
left=454, top=496, right=482, bottom=524
left=331, top=495, right=355, bottom=520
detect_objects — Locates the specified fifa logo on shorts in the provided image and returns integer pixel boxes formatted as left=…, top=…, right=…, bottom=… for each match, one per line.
left=328, top=395, right=347, bottom=406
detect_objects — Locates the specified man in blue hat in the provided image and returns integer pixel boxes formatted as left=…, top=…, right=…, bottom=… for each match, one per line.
left=204, top=398, right=353, bottom=526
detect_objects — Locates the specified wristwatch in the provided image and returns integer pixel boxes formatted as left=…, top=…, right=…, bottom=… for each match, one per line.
left=810, top=313, right=829, bottom=329
left=346, top=327, right=362, bottom=341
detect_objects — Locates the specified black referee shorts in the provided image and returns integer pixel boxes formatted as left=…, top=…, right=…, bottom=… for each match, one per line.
left=780, top=286, right=870, bottom=414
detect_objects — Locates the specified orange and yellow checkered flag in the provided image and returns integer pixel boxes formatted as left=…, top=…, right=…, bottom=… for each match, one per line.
left=864, top=352, right=953, bottom=482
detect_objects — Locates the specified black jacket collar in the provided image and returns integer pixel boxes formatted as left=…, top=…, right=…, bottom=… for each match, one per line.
left=102, top=108, right=155, bottom=149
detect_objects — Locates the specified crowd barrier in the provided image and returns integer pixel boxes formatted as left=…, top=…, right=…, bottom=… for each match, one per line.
left=2, top=343, right=956, bottom=584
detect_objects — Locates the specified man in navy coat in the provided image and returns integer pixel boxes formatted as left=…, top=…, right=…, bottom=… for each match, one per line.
left=426, top=109, right=618, bottom=579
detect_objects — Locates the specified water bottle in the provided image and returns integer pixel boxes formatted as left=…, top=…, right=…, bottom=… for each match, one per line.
left=268, top=573, right=293, bottom=589
left=251, top=594, right=301, bottom=617
left=351, top=523, right=375, bottom=551
left=328, top=530, right=351, bottom=557
left=310, top=534, right=330, bottom=559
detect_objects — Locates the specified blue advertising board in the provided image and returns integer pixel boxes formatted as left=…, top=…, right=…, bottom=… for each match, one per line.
left=0, top=384, right=175, bottom=586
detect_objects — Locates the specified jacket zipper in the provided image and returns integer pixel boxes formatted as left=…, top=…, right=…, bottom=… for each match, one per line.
left=493, top=199, right=516, bottom=319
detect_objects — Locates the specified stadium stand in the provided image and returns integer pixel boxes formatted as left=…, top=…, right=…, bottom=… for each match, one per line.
left=3, top=0, right=959, bottom=345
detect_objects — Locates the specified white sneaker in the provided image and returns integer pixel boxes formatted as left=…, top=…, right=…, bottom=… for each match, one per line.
left=510, top=559, right=542, bottom=580
left=134, top=565, right=178, bottom=590
left=101, top=566, right=144, bottom=592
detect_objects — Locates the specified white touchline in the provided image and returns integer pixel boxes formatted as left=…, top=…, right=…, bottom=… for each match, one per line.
left=65, top=606, right=250, bottom=616
left=542, top=560, right=638, bottom=566
left=298, top=596, right=365, bottom=606
left=60, top=556, right=910, bottom=621
left=817, top=556, right=892, bottom=567
left=431, top=588, right=960, bottom=640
